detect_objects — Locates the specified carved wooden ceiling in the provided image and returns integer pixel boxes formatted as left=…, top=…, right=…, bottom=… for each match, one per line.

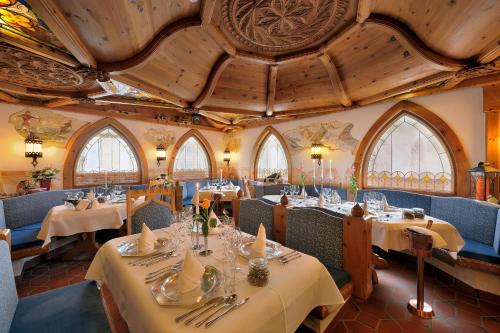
left=0, top=0, right=499, bottom=132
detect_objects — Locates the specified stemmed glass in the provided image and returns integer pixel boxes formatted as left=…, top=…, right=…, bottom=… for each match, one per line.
left=331, top=190, right=341, bottom=204
left=322, top=187, right=332, bottom=203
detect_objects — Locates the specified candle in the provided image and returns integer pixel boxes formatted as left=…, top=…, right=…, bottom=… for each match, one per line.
left=329, top=160, right=332, bottom=180
left=195, top=183, right=200, bottom=214
left=220, top=168, right=223, bottom=181
left=104, top=171, right=108, bottom=188
left=321, top=160, right=324, bottom=179
left=312, top=160, right=315, bottom=179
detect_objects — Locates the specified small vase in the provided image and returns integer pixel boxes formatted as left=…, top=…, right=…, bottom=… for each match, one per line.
left=39, top=179, right=51, bottom=190
left=299, top=186, right=306, bottom=199
left=199, top=236, right=212, bottom=256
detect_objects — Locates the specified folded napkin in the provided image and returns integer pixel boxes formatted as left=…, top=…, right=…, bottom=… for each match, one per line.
left=317, top=193, right=324, bottom=208
left=87, top=192, right=96, bottom=200
left=244, top=182, right=252, bottom=199
left=382, top=197, right=390, bottom=211
left=90, top=198, right=100, bottom=209
left=75, top=199, right=91, bottom=211
left=407, top=226, right=447, bottom=249
left=228, top=181, right=234, bottom=189
left=251, top=224, right=267, bottom=257
left=362, top=200, right=369, bottom=217
left=208, top=210, right=221, bottom=235
left=177, top=250, right=205, bottom=293
left=138, top=223, right=158, bottom=253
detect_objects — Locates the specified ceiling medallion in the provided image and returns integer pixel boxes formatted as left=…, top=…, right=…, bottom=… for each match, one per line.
left=0, top=44, right=96, bottom=90
left=223, top=0, right=349, bottom=52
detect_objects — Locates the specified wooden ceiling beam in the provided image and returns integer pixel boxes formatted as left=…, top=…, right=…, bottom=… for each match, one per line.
left=266, top=65, right=278, bottom=116
left=97, top=16, right=202, bottom=73
left=192, top=53, right=233, bottom=108
left=318, top=53, right=352, bottom=107
left=201, top=0, right=216, bottom=27
left=0, top=91, right=19, bottom=104
left=204, top=23, right=237, bottom=56
left=201, top=106, right=263, bottom=116
left=477, top=38, right=500, bottom=64
left=29, top=0, right=96, bottom=68
left=111, top=74, right=189, bottom=107
left=94, top=97, right=180, bottom=110
left=198, top=111, right=232, bottom=125
left=44, top=98, right=79, bottom=108
left=365, top=15, right=465, bottom=72
left=356, top=0, right=373, bottom=23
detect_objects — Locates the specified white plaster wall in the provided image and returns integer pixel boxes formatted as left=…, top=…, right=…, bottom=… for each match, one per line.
left=235, top=87, right=485, bottom=186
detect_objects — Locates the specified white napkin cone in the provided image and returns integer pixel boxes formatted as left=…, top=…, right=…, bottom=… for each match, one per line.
left=383, top=197, right=390, bottom=211
left=90, top=198, right=100, bottom=209
left=138, top=223, right=158, bottom=253
left=87, top=192, right=96, bottom=200
left=244, top=182, right=252, bottom=199
left=251, top=223, right=267, bottom=257
left=228, top=181, right=234, bottom=189
left=177, top=250, right=205, bottom=293
left=75, top=199, right=91, bottom=211
left=208, top=210, right=221, bottom=235
left=362, top=200, right=369, bottom=217
left=407, top=226, right=447, bottom=249
left=317, top=193, right=324, bottom=208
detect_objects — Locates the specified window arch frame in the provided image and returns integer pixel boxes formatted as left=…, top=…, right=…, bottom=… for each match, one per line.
left=63, top=117, right=148, bottom=188
left=168, top=129, right=216, bottom=180
left=354, top=101, right=470, bottom=196
left=251, top=126, right=293, bottom=182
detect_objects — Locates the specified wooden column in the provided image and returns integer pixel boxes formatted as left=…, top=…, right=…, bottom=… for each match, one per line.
left=174, top=181, right=183, bottom=211
left=485, top=85, right=500, bottom=199
left=273, top=203, right=287, bottom=245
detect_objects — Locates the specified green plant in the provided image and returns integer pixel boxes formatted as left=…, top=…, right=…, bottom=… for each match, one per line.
left=349, top=175, right=358, bottom=196
left=31, top=167, right=59, bottom=180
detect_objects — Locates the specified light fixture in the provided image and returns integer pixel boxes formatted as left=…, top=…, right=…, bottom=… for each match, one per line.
left=311, top=143, right=323, bottom=165
left=156, top=144, right=166, bottom=166
left=223, top=148, right=231, bottom=166
left=25, top=132, right=43, bottom=167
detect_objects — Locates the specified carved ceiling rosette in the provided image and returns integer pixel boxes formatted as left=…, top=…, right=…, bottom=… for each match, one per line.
left=0, top=44, right=97, bottom=90
left=223, top=0, right=350, bottom=53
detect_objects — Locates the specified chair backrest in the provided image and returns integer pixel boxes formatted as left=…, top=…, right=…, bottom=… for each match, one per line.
left=239, top=199, right=275, bottom=240
left=126, top=186, right=175, bottom=235
left=0, top=240, right=18, bottom=333
left=285, top=207, right=344, bottom=270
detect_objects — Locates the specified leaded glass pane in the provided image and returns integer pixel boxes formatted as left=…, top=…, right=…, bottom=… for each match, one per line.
left=256, top=134, right=289, bottom=181
left=173, top=137, right=210, bottom=179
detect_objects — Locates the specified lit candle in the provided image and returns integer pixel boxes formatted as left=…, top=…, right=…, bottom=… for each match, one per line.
left=195, top=183, right=200, bottom=214
left=320, top=160, right=324, bottom=179
left=329, top=160, right=332, bottom=180
left=312, top=160, right=315, bottom=179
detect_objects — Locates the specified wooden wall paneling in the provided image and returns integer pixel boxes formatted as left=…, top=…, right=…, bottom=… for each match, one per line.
left=372, top=0, right=500, bottom=60
left=274, top=56, right=341, bottom=111
left=353, top=101, right=471, bottom=196
left=193, top=53, right=233, bottom=108
left=123, top=28, right=224, bottom=102
left=63, top=117, right=149, bottom=188
left=208, top=58, right=268, bottom=111
left=484, top=84, right=500, bottom=113
left=318, top=53, right=352, bottom=106
left=485, top=112, right=499, bottom=171
left=266, top=65, right=278, bottom=116
left=55, top=0, right=200, bottom=62
left=167, top=129, right=217, bottom=180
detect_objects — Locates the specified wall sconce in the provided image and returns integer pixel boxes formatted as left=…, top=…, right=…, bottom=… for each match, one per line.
left=156, top=144, right=166, bottom=166
left=311, top=143, right=323, bottom=165
left=25, top=132, right=43, bottom=167
left=223, top=148, right=231, bottom=166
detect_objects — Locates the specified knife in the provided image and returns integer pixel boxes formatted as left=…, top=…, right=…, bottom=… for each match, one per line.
left=205, top=297, right=250, bottom=328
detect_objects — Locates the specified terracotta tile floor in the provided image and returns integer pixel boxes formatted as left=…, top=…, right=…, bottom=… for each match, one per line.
left=15, top=254, right=500, bottom=333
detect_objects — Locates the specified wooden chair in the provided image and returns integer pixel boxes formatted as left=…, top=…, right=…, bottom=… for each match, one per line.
left=126, top=186, right=176, bottom=235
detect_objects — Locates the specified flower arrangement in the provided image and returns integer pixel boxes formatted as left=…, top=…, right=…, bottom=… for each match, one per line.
left=345, top=165, right=358, bottom=199
left=195, top=199, right=219, bottom=237
left=31, top=167, right=59, bottom=180
left=294, top=163, right=307, bottom=186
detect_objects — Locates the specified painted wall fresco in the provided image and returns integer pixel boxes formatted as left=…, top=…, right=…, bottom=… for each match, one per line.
left=144, top=127, right=176, bottom=148
left=283, top=120, right=359, bottom=154
left=8, top=108, right=88, bottom=146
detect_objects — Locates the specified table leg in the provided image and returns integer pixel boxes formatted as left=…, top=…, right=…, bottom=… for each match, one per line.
left=372, top=252, right=389, bottom=269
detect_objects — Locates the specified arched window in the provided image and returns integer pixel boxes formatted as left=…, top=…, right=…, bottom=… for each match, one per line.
left=172, top=136, right=210, bottom=179
left=74, top=127, right=140, bottom=186
left=366, top=113, right=453, bottom=193
left=254, top=130, right=290, bottom=182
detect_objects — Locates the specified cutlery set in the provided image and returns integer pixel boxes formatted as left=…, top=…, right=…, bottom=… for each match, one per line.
left=175, top=294, right=250, bottom=328
left=128, top=250, right=175, bottom=267
left=144, top=261, right=183, bottom=284
left=277, top=250, right=302, bottom=264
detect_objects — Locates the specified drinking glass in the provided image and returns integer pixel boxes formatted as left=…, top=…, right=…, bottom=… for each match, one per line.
left=222, top=258, right=236, bottom=294
left=331, top=190, right=341, bottom=204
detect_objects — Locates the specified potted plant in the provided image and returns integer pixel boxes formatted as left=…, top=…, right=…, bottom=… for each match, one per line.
left=194, top=198, right=219, bottom=256
left=31, top=167, right=59, bottom=190
left=295, top=163, right=307, bottom=199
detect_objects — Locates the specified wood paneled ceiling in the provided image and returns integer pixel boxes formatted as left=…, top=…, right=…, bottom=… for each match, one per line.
left=0, top=0, right=499, bottom=132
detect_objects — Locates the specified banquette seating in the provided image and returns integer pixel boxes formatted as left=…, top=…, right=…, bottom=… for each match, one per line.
left=357, top=189, right=500, bottom=265
left=252, top=183, right=348, bottom=200
left=178, top=178, right=244, bottom=206
left=0, top=240, right=110, bottom=333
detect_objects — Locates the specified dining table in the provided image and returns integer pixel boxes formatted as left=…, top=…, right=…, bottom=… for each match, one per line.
left=198, top=186, right=240, bottom=202
left=261, top=195, right=465, bottom=253
left=37, top=199, right=138, bottom=247
left=85, top=226, right=345, bottom=333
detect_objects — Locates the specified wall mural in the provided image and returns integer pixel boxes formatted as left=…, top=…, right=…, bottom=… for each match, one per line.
left=223, top=132, right=241, bottom=152
left=144, top=127, right=176, bottom=147
left=283, top=120, right=358, bottom=153
left=8, top=108, right=88, bottom=146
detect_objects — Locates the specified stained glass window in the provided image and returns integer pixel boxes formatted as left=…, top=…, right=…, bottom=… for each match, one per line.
left=256, top=134, right=289, bottom=181
left=173, top=136, right=210, bottom=179
left=366, top=113, right=453, bottom=193
left=75, top=127, right=139, bottom=186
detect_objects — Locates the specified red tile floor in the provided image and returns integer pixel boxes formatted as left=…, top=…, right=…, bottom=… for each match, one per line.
left=15, top=253, right=500, bottom=333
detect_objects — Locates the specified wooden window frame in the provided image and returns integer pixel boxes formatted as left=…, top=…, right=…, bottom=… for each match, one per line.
left=353, top=101, right=470, bottom=196
left=63, top=117, right=148, bottom=188
left=168, top=129, right=217, bottom=180
left=251, top=126, right=293, bottom=182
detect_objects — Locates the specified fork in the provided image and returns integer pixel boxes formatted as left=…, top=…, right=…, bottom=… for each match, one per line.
left=281, top=254, right=301, bottom=264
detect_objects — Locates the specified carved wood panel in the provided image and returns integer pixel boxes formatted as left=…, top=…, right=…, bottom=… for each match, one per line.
left=0, top=44, right=97, bottom=90
left=222, top=0, right=350, bottom=53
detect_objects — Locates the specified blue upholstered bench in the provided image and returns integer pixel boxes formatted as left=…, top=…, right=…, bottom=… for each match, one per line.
left=357, top=189, right=500, bottom=265
left=0, top=241, right=111, bottom=333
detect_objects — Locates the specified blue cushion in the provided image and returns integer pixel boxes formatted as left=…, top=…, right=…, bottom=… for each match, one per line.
left=459, top=239, right=500, bottom=265
left=326, top=266, right=351, bottom=289
left=10, top=281, right=110, bottom=333
left=11, top=223, right=43, bottom=250
left=2, top=191, right=72, bottom=229
left=0, top=200, right=5, bottom=229
left=0, top=241, right=18, bottom=333
left=430, top=196, right=498, bottom=247
left=183, top=198, right=193, bottom=206
left=357, top=189, right=432, bottom=215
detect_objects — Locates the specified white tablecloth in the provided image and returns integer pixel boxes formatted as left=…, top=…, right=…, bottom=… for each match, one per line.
left=85, top=228, right=344, bottom=333
left=261, top=195, right=465, bottom=252
left=199, top=187, right=240, bottom=201
left=37, top=202, right=127, bottom=247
